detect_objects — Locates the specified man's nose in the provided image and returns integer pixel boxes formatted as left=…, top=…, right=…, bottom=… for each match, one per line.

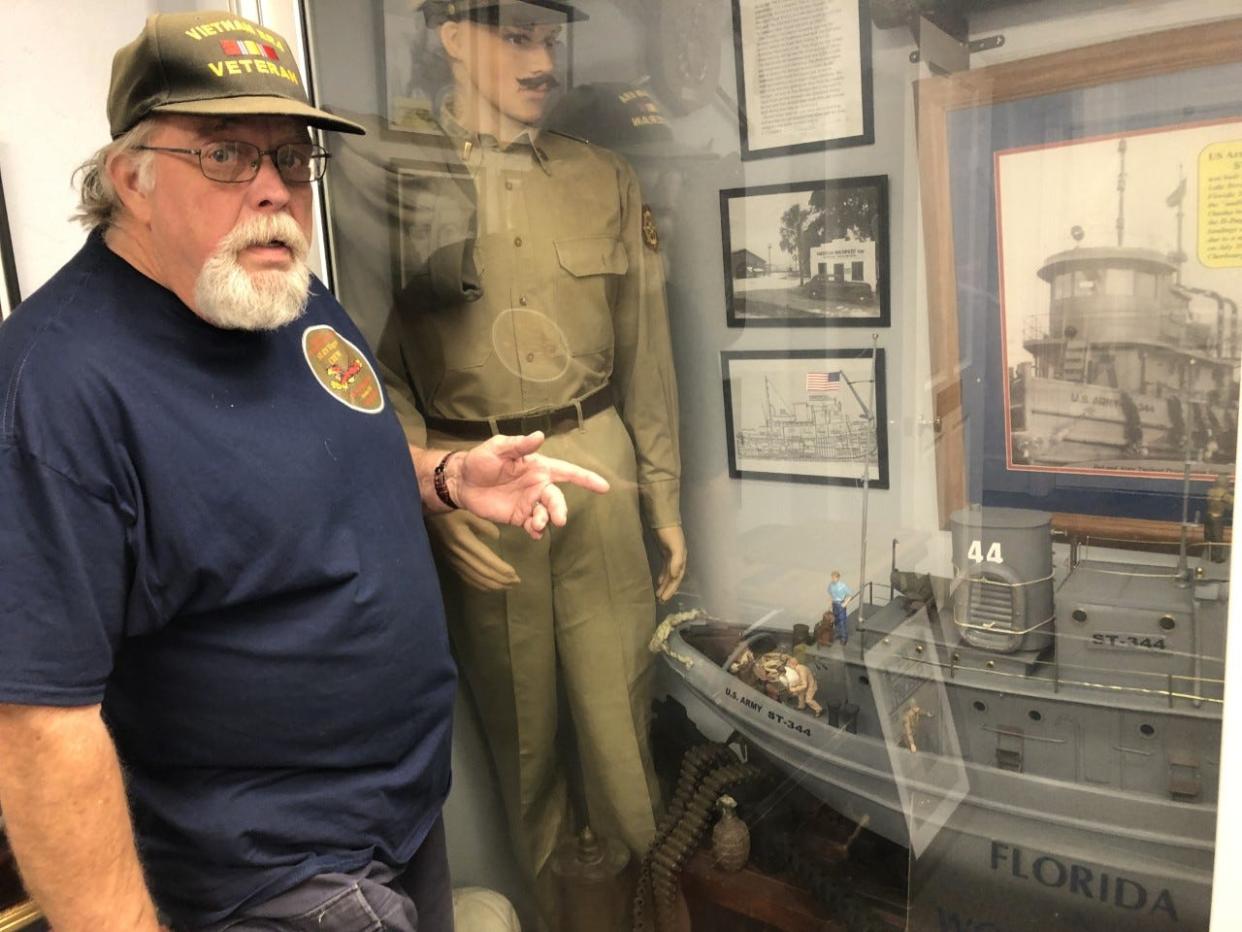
left=248, top=152, right=292, bottom=209
left=528, top=44, right=556, bottom=73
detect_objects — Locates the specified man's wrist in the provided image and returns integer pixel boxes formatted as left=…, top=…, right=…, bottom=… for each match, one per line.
left=433, top=451, right=461, bottom=510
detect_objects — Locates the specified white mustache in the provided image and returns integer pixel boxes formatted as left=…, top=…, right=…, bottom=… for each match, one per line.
left=218, top=214, right=310, bottom=262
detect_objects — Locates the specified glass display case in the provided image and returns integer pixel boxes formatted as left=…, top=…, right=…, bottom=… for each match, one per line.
left=275, top=0, right=1242, bottom=928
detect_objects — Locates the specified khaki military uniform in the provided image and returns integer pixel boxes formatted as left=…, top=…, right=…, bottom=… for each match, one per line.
left=372, top=107, right=681, bottom=900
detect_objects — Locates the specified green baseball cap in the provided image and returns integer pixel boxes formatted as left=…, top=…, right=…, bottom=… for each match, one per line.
left=108, top=11, right=364, bottom=138
left=420, top=0, right=587, bottom=27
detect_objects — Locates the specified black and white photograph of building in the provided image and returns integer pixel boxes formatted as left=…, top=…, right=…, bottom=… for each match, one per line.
left=721, top=176, right=889, bottom=328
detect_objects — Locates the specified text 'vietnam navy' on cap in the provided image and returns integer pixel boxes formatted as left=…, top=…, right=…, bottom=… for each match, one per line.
left=418, top=0, right=588, bottom=27
left=108, top=11, right=365, bottom=138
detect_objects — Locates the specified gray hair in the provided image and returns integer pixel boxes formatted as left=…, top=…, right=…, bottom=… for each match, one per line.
left=71, top=120, right=159, bottom=231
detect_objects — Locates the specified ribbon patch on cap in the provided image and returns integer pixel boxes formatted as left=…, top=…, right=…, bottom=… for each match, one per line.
left=302, top=325, right=386, bottom=414
left=220, top=39, right=280, bottom=61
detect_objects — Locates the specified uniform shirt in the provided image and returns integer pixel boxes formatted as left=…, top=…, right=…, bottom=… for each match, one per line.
left=380, top=106, right=682, bottom=529
left=829, top=580, right=852, bottom=603
left=0, top=232, right=456, bottom=927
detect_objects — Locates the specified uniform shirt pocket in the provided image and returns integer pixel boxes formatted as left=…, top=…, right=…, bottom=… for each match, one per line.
left=553, top=236, right=628, bottom=356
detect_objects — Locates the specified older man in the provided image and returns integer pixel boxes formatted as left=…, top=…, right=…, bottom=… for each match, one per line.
left=365, top=0, right=686, bottom=917
left=0, top=11, right=606, bottom=932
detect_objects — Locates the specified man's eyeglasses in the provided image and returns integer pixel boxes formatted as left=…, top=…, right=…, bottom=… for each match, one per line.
left=135, top=141, right=331, bottom=184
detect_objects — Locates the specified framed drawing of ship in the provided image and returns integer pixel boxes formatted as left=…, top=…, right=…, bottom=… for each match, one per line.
left=918, top=18, right=1242, bottom=535
left=721, top=348, right=889, bottom=488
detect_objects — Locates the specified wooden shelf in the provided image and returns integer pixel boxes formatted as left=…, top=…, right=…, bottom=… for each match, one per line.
left=680, top=849, right=843, bottom=932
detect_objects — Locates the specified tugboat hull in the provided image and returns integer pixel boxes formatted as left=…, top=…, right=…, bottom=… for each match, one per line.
left=658, top=606, right=1217, bottom=930
left=1011, top=373, right=1235, bottom=470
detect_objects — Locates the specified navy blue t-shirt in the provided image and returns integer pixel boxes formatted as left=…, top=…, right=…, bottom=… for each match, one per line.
left=0, top=232, right=457, bottom=926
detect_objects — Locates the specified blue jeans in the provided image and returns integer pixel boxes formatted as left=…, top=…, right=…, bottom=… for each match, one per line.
left=203, top=818, right=453, bottom=932
left=832, top=601, right=848, bottom=643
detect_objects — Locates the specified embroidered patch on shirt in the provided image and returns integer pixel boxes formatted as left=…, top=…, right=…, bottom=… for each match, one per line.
left=302, top=325, right=386, bottom=414
left=641, top=204, right=661, bottom=252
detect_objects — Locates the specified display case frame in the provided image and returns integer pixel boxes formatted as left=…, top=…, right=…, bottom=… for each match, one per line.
left=0, top=169, right=19, bottom=319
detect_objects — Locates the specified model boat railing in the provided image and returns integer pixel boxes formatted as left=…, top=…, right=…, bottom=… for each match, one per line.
left=885, top=643, right=1225, bottom=709
left=1069, top=534, right=1228, bottom=569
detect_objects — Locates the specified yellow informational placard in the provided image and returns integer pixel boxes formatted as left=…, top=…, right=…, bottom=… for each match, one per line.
left=1199, top=140, right=1242, bottom=269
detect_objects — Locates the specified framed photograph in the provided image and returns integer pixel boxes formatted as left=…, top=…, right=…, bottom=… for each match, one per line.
left=0, top=168, right=19, bottom=319
left=382, top=0, right=439, bottom=130
left=918, top=19, right=1242, bottom=534
left=720, top=177, right=889, bottom=328
left=388, top=154, right=474, bottom=300
left=722, top=348, right=888, bottom=488
left=731, top=0, right=873, bottom=160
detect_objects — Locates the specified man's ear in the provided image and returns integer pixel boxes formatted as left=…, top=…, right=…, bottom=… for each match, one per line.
left=438, top=21, right=463, bottom=64
left=107, top=149, right=153, bottom=226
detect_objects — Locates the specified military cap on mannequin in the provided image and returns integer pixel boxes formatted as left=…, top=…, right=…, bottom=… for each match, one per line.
left=417, top=0, right=588, bottom=27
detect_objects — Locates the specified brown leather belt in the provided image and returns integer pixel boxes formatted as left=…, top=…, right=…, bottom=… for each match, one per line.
left=423, top=385, right=613, bottom=440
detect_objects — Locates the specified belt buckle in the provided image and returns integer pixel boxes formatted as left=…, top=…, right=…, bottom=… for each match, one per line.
left=518, top=411, right=554, bottom=436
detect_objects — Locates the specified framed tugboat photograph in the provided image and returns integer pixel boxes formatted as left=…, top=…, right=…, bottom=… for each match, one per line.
left=721, top=348, right=888, bottom=488
left=997, top=126, right=1241, bottom=479
left=720, top=177, right=890, bottom=328
left=918, top=18, right=1242, bottom=532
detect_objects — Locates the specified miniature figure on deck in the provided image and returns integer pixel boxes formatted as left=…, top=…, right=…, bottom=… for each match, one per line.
left=828, top=571, right=852, bottom=644
left=727, top=645, right=762, bottom=690
left=755, top=653, right=823, bottom=717
left=898, top=703, right=934, bottom=753
left=814, top=610, right=836, bottom=646
left=1204, top=474, right=1233, bottom=564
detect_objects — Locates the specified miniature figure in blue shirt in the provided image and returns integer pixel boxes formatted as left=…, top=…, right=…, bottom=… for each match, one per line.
left=828, top=571, right=852, bottom=644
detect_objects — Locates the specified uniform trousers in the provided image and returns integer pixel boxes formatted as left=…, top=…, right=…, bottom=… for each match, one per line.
left=432, top=408, right=661, bottom=922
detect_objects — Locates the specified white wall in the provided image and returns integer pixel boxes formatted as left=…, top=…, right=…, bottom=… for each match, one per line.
left=1, top=0, right=153, bottom=301
left=0, top=0, right=222, bottom=304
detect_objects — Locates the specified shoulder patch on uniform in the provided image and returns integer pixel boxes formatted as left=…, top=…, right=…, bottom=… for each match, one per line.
left=641, top=205, right=661, bottom=252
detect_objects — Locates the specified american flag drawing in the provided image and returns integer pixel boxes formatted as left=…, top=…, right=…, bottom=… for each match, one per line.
left=806, top=371, right=841, bottom=393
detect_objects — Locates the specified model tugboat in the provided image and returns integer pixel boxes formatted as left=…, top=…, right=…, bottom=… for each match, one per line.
left=653, top=508, right=1226, bottom=930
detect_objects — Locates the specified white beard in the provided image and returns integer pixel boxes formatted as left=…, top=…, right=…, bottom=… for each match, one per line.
left=194, top=214, right=311, bottom=331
